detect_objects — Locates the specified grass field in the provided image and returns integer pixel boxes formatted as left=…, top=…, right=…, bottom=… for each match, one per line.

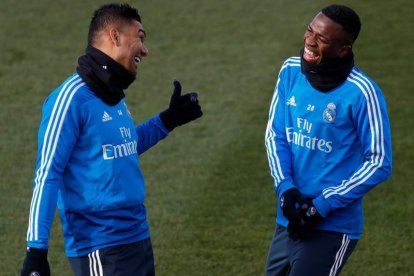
left=1, top=0, right=413, bottom=275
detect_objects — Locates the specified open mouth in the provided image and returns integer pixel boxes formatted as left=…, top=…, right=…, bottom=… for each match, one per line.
left=134, top=56, right=141, bottom=67
left=303, top=47, right=320, bottom=64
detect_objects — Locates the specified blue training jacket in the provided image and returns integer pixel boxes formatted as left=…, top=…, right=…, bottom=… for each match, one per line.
left=265, top=57, right=392, bottom=239
left=26, top=73, right=169, bottom=257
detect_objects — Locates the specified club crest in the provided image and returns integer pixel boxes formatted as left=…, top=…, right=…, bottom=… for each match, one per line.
left=323, top=103, right=336, bottom=123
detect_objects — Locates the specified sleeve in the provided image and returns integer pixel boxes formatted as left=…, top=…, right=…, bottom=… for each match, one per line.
left=136, top=114, right=169, bottom=155
left=314, top=78, right=392, bottom=217
left=26, top=87, right=80, bottom=249
left=265, top=66, right=295, bottom=198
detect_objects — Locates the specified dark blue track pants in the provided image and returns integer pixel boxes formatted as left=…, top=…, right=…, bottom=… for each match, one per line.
left=266, top=226, right=358, bottom=276
left=69, top=238, right=155, bottom=276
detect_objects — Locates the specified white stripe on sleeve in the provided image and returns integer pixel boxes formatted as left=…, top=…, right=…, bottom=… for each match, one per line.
left=27, top=75, right=84, bottom=241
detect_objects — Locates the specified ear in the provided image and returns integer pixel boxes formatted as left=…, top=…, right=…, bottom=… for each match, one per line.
left=109, top=28, right=121, bottom=46
left=339, top=45, right=352, bottom=58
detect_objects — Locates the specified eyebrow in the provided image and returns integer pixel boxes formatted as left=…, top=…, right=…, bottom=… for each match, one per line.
left=308, top=25, right=329, bottom=42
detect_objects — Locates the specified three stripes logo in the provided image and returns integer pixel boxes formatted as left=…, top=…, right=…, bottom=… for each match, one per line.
left=287, top=96, right=296, bottom=106
left=102, top=111, right=112, bottom=122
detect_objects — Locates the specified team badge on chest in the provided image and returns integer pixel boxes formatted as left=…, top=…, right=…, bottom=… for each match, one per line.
left=323, top=103, right=336, bottom=123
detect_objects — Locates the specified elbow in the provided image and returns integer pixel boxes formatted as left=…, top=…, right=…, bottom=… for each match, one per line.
left=378, top=160, right=392, bottom=183
left=384, top=162, right=392, bottom=180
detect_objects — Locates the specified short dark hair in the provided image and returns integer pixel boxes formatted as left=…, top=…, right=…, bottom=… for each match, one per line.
left=88, top=3, right=141, bottom=45
left=321, top=4, right=361, bottom=44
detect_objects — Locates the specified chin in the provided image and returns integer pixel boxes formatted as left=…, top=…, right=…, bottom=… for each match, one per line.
left=129, top=68, right=137, bottom=76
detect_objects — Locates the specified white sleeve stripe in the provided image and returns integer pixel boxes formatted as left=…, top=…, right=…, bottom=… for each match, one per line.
left=28, top=75, right=80, bottom=240
left=33, top=81, right=85, bottom=240
left=352, top=72, right=382, bottom=164
left=266, top=122, right=282, bottom=183
left=322, top=73, right=378, bottom=195
left=280, top=62, right=300, bottom=71
left=265, top=60, right=300, bottom=188
left=354, top=70, right=386, bottom=165
left=323, top=70, right=385, bottom=198
left=265, top=79, right=284, bottom=185
left=323, top=71, right=385, bottom=197
left=322, top=76, right=386, bottom=198
left=324, top=71, right=382, bottom=193
left=265, top=90, right=281, bottom=183
left=27, top=75, right=84, bottom=241
left=31, top=80, right=84, bottom=241
left=267, top=80, right=280, bottom=123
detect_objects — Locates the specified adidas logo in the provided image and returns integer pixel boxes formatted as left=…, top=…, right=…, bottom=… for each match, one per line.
left=102, top=111, right=112, bottom=122
left=287, top=96, right=296, bottom=106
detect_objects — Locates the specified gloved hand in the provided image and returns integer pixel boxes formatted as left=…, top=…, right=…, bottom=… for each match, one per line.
left=287, top=199, right=323, bottom=241
left=287, top=222, right=309, bottom=241
left=160, top=80, right=203, bottom=131
left=298, top=199, right=323, bottom=227
left=280, top=188, right=305, bottom=226
left=21, top=247, right=50, bottom=276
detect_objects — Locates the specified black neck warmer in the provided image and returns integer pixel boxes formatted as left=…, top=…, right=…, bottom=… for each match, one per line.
left=76, top=46, right=135, bottom=106
left=300, top=48, right=354, bottom=92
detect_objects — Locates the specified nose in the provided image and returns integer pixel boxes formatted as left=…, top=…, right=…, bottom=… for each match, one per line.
left=304, top=32, right=316, bottom=47
left=142, top=44, right=149, bottom=57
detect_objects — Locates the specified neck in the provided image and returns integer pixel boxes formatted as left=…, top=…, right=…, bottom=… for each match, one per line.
left=300, top=48, right=354, bottom=92
left=76, top=46, right=135, bottom=106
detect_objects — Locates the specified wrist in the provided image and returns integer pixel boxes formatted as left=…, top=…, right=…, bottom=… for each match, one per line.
left=277, top=182, right=296, bottom=200
left=159, top=109, right=178, bottom=131
left=26, top=247, right=48, bottom=259
left=312, top=195, right=332, bottom=217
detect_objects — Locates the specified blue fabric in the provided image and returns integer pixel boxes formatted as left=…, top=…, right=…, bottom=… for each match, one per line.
left=27, top=73, right=169, bottom=257
left=265, top=57, right=392, bottom=238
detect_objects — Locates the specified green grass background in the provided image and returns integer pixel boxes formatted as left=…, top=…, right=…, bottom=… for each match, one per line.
left=1, top=0, right=413, bottom=275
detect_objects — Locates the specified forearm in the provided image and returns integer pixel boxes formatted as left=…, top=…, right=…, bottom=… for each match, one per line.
left=27, top=179, right=59, bottom=249
left=136, top=115, right=169, bottom=155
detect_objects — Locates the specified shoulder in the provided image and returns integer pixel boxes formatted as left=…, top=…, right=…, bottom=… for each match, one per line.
left=277, top=56, right=302, bottom=78
left=45, top=73, right=97, bottom=108
left=344, top=67, right=388, bottom=111
left=281, top=56, right=301, bottom=71
left=346, top=67, right=383, bottom=97
left=274, top=56, right=303, bottom=90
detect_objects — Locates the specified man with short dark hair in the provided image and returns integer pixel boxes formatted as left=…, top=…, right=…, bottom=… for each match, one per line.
left=20, top=3, right=202, bottom=276
left=265, top=4, right=392, bottom=275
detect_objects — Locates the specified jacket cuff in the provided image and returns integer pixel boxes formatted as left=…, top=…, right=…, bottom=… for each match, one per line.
left=155, top=114, right=171, bottom=135
left=313, top=195, right=333, bottom=217
left=276, top=181, right=295, bottom=200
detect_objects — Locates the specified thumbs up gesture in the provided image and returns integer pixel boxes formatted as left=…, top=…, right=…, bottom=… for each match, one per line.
left=160, top=80, right=203, bottom=131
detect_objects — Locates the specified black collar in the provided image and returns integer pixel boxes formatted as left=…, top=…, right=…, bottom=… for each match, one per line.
left=300, top=48, right=354, bottom=92
left=76, top=46, right=135, bottom=105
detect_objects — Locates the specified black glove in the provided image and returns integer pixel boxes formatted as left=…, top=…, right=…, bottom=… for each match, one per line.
left=287, top=199, right=323, bottom=241
left=298, top=199, right=323, bottom=227
left=280, top=188, right=305, bottom=226
left=21, top=247, right=50, bottom=276
left=160, top=80, right=203, bottom=131
left=287, top=222, right=309, bottom=241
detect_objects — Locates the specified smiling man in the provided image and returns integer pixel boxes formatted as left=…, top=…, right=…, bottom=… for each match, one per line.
left=20, top=3, right=202, bottom=276
left=265, top=4, right=392, bottom=276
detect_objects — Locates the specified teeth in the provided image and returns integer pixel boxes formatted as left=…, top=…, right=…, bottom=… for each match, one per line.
left=304, top=48, right=317, bottom=57
left=134, top=57, right=141, bottom=63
